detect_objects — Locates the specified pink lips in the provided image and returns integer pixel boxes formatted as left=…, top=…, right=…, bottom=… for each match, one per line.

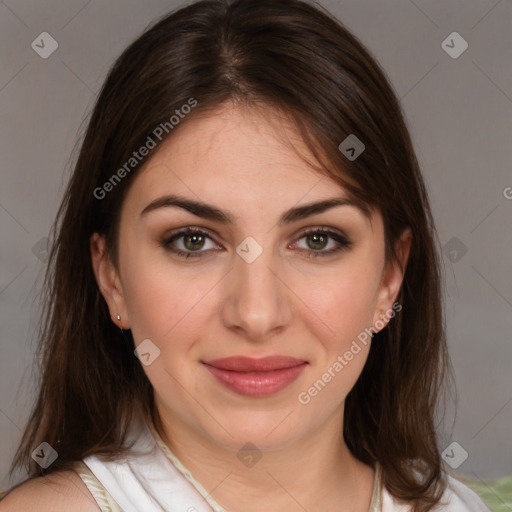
left=202, top=356, right=307, bottom=397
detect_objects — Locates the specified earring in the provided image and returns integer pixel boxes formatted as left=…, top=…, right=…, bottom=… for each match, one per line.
left=117, top=314, right=121, bottom=322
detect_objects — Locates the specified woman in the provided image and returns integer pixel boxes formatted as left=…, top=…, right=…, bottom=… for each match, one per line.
left=0, top=0, right=490, bottom=511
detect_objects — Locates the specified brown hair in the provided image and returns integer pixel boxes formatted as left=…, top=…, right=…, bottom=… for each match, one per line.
left=10, top=1, right=455, bottom=510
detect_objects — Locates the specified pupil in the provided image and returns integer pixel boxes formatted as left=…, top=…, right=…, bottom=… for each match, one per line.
left=309, top=233, right=326, bottom=250
left=185, top=233, right=204, bottom=250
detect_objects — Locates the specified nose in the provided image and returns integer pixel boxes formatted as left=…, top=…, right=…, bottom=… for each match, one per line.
left=221, top=244, right=293, bottom=342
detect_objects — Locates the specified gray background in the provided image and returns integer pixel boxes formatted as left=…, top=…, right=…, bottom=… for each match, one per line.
left=1, top=0, right=511, bottom=493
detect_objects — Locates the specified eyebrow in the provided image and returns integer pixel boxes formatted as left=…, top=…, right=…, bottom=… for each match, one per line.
left=140, top=194, right=372, bottom=226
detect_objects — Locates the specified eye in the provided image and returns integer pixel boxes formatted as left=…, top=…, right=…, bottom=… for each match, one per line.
left=161, top=226, right=352, bottom=260
left=291, top=227, right=352, bottom=258
left=161, top=227, right=221, bottom=259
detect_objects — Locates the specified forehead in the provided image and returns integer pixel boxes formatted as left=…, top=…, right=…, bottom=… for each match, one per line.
left=125, top=105, right=340, bottom=203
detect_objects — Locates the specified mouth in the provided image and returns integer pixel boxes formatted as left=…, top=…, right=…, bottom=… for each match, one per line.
left=201, top=356, right=308, bottom=397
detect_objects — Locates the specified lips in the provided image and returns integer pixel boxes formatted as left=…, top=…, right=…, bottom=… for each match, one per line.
left=203, top=355, right=306, bottom=372
left=202, top=356, right=308, bottom=397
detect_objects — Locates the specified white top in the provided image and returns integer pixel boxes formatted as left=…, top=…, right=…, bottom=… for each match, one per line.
left=74, top=416, right=490, bottom=512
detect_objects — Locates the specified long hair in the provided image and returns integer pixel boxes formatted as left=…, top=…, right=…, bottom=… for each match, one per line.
left=10, top=1, right=455, bottom=510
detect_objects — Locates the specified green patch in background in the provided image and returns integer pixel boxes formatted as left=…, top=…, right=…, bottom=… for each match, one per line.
left=456, top=473, right=512, bottom=512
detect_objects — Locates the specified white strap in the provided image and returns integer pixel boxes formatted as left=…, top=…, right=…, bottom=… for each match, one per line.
left=82, top=419, right=218, bottom=512
left=74, top=461, right=123, bottom=512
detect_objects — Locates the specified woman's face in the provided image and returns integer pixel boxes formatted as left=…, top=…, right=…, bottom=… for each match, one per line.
left=91, top=104, right=410, bottom=452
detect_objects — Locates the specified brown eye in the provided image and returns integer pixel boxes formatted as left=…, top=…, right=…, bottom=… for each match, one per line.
left=292, top=228, right=352, bottom=258
left=305, top=232, right=329, bottom=251
left=161, top=228, right=221, bottom=259
left=182, top=232, right=207, bottom=251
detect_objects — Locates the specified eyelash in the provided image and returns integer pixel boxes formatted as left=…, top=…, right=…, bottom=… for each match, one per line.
left=160, top=226, right=353, bottom=260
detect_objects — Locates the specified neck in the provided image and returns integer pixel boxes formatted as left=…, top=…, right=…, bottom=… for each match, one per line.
left=152, top=407, right=376, bottom=512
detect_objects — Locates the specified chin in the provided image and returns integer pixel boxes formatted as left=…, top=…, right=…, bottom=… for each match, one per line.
left=197, top=405, right=309, bottom=453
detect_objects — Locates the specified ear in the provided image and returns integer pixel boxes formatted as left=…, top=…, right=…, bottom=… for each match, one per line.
left=90, top=232, right=130, bottom=329
left=371, top=227, right=412, bottom=331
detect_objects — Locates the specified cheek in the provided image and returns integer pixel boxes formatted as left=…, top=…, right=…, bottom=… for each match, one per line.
left=293, top=254, right=383, bottom=353
left=121, top=260, right=215, bottom=397
left=120, top=251, right=219, bottom=347
left=294, top=267, right=379, bottom=410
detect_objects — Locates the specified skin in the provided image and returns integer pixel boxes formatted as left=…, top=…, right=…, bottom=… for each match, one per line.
left=0, top=471, right=101, bottom=511
left=90, top=103, right=412, bottom=512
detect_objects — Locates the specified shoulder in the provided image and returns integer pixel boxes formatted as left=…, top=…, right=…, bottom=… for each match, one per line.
left=0, top=469, right=101, bottom=512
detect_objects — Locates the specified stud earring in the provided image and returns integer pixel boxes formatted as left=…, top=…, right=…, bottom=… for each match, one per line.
left=117, top=314, right=121, bottom=322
